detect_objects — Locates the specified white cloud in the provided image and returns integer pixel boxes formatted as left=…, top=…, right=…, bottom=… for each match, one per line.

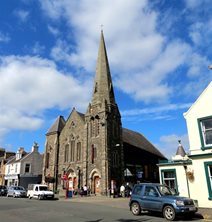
left=32, top=42, right=45, bottom=54
left=0, top=55, right=91, bottom=136
left=157, top=134, right=189, bottom=159
left=47, top=25, right=60, bottom=36
left=0, top=32, right=10, bottom=43
left=40, top=0, right=208, bottom=104
left=13, top=9, right=29, bottom=22
left=121, top=103, right=191, bottom=117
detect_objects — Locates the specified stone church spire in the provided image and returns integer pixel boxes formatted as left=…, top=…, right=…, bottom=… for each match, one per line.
left=91, top=30, right=116, bottom=105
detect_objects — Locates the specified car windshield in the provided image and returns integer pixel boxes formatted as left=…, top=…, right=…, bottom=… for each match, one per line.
left=157, top=185, right=174, bottom=196
left=14, top=186, right=25, bottom=190
left=39, top=186, right=48, bottom=191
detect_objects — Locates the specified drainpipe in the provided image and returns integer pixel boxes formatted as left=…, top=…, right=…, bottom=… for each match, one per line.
left=183, top=165, right=190, bottom=198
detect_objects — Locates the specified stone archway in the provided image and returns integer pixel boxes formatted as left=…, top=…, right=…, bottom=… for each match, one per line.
left=66, top=169, right=77, bottom=190
left=89, top=169, right=101, bottom=195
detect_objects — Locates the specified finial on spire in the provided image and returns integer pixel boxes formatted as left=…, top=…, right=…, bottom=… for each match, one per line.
left=100, top=24, right=104, bottom=32
left=178, top=140, right=181, bottom=144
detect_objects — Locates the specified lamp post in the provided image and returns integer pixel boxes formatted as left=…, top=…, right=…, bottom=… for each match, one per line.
left=77, top=166, right=81, bottom=189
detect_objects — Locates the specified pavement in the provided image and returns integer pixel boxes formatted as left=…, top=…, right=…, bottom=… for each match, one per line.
left=58, top=195, right=212, bottom=221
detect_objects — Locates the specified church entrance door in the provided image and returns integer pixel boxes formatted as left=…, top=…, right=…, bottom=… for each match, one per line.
left=94, top=176, right=101, bottom=194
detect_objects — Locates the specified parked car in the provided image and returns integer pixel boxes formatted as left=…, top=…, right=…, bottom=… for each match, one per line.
left=27, top=184, right=54, bottom=200
left=129, top=183, right=198, bottom=221
left=0, top=185, right=7, bottom=196
left=7, top=186, right=27, bottom=198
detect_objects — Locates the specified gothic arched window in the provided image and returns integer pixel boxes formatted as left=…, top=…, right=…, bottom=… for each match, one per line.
left=76, top=142, right=81, bottom=161
left=64, top=144, right=69, bottom=163
left=90, top=117, right=95, bottom=137
left=70, top=140, right=75, bottom=162
left=112, top=151, right=119, bottom=167
left=91, top=144, right=97, bottom=164
left=95, top=116, right=100, bottom=137
left=45, top=152, right=50, bottom=168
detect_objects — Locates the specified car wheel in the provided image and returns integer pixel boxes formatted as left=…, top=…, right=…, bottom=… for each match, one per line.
left=13, top=193, right=16, bottom=198
left=131, top=202, right=141, bottom=216
left=163, top=205, right=176, bottom=221
left=38, top=195, right=42, bottom=200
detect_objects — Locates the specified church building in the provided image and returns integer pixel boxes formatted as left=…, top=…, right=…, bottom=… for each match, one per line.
left=43, top=31, right=166, bottom=195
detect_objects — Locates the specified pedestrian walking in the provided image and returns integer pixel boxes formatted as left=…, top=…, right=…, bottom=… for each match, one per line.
left=120, top=184, right=125, bottom=197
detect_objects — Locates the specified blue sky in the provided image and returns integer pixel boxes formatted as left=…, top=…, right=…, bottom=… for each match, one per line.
left=0, top=0, right=212, bottom=158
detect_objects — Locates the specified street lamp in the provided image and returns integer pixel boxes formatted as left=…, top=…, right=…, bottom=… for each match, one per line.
left=77, top=166, right=81, bottom=189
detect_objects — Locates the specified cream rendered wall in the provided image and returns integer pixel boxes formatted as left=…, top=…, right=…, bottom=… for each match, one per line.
left=159, top=163, right=212, bottom=207
left=190, top=157, right=212, bottom=208
left=5, top=162, right=21, bottom=175
left=159, top=165, right=189, bottom=197
left=183, top=81, right=212, bottom=208
left=184, top=82, right=212, bottom=154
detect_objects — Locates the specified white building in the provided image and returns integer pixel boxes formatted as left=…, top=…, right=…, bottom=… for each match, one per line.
left=158, top=81, right=212, bottom=208
left=5, top=142, right=43, bottom=189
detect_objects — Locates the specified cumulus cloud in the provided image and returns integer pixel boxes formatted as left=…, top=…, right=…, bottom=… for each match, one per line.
left=157, top=134, right=189, bottom=159
left=0, top=32, right=10, bottom=43
left=121, top=103, right=191, bottom=117
left=13, top=9, right=29, bottom=22
left=39, top=0, right=209, bottom=104
left=0, top=55, right=91, bottom=135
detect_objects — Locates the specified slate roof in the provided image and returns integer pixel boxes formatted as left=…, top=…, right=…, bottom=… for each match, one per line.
left=46, top=115, right=66, bottom=135
left=76, top=111, right=85, bottom=121
left=122, top=128, right=166, bottom=159
left=175, top=140, right=186, bottom=157
left=46, top=117, right=166, bottom=159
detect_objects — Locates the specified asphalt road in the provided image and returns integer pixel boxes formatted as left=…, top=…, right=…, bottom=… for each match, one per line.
left=0, top=197, right=204, bottom=222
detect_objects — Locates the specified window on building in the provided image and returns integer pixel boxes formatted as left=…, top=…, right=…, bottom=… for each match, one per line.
left=204, top=161, right=212, bottom=200
left=91, top=144, right=97, bottom=164
left=95, top=116, right=100, bottom=137
left=76, top=142, right=81, bottom=161
left=64, top=144, right=69, bottom=162
left=161, top=169, right=177, bottom=191
left=199, top=117, right=212, bottom=148
left=112, top=151, right=119, bottom=167
left=25, top=163, right=30, bottom=173
left=45, top=152, right=50, bottom=169
left=90, top=117, right=95, bottom=137
left=15, top=164, right=18, bottom=173
left=70, top=141, right=75, bottom=162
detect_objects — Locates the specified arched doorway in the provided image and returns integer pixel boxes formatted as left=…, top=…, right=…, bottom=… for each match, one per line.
left=67, top=169, right=77, bottom=191
left=89, top=169, right=101, bottom=195
left=94, top=176, right=100, bottom=194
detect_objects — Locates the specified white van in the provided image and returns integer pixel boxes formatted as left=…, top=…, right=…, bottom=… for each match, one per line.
left=27, top=184, right=54, bottom=200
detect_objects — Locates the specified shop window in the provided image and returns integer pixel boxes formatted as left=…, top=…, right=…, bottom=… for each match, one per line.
left=198, top=116, right=212, bottom=149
